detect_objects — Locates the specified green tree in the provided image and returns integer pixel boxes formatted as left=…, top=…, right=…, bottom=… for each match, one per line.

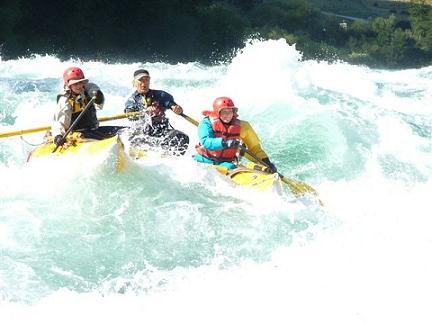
left=195, top=3, right=249, bottom=62
left=409, top=0, right=432, bottom=51
left=371, top=16, right=395, bottom=47
left=249, top=0, right=316, bottom=31
left=0, top=1, right=24, bottom=56
left=368, top=16, right=413, bottom=66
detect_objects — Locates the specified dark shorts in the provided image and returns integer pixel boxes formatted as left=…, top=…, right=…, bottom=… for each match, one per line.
left=129, top=127, right=190, bottom=156
left=79, top=126, right=126, bottom=140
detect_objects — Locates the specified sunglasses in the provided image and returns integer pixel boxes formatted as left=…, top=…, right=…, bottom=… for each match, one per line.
left=220, top=108, right=238, bottom=115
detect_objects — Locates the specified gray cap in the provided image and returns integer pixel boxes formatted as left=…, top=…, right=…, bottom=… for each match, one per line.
left=133, top=69, right=150, bottom=80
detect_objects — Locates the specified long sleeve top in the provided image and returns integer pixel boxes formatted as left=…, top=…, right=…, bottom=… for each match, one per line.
left=198, top=117, right=268, bottom=160
left=51, top=82, right=102, bottom=137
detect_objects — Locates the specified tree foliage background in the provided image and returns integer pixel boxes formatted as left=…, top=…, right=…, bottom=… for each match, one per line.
left=0, top=0, right=431, bottom=68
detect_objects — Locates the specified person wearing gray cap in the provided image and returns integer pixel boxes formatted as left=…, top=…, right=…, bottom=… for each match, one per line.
left=124, top=69, right=189, bottom=155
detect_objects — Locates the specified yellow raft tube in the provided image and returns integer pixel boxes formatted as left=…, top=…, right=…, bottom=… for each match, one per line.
left=26, top=133, right=127, bottom=171
left=26, top=133, right=280, bottom=191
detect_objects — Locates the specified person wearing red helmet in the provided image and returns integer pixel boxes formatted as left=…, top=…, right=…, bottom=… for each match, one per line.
left=193, top=96, right=277, bottom=172
left=51, top=67, right=121, bottom=146
left=123, top=69, right=189, bottom=155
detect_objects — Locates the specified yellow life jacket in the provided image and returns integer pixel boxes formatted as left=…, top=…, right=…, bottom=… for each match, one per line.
left=57, top=90, right=98, bottom=130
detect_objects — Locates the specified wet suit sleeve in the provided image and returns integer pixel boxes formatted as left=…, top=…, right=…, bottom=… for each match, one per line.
left=198, top=117, right=224, bottom=150
left=51, top=97, right=73, bottom=138
left=124, top=92, right=140, bottom=112
left=153, top=90, right=175, bottom=112
left=85, top=82, right=104, bottom=109
left=239, top=120, right=268, bottom=160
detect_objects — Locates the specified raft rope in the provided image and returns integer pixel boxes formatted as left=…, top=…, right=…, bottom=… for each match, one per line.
left=19, top=135, right=45, bottom=146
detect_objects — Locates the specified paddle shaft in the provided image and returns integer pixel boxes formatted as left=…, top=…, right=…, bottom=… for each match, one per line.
left=239, top=145, right=323, bottom=203
left=0, top=126, right=52, bottom=138
left=0, top=112, right=140, bottom=139
left=238, top=145, right=291, bottom=183
left=52, top=97, right=95, bottom=153
left=180, top=113, right=199, bottom=126
left=98, top=111, right=139, bottom=122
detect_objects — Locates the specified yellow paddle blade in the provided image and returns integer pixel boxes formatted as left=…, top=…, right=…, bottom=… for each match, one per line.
left=281, top=176, right=324, bottom=206
left=116, top=136, right=127, bottom=171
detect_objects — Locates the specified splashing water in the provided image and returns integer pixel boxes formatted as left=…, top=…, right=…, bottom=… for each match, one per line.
left=1, top=39, right=431, bottom=324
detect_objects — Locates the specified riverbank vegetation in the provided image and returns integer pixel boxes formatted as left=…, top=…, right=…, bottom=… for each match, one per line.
left=0, top=0, right=431, bottom=68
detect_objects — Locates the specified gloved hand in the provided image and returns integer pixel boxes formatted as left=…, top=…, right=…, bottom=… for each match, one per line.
left=54, top=135, right=66, bottom=146
left=223, top=139, right=240, bottom=148
left=124, top=107, right=139, bottom=121
left=171, top=104, right=183, bottom=115
left=262, top=157, right=278, bottom=173
left=89, top=89, right=104, bottom=105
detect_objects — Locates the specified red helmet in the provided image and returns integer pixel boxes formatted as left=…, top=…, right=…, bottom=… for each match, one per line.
left=213, top=96, right=235, bottom=112
left=63, top=67, right=88, bottom=87
left=202, top=96, right=237, bottom=117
